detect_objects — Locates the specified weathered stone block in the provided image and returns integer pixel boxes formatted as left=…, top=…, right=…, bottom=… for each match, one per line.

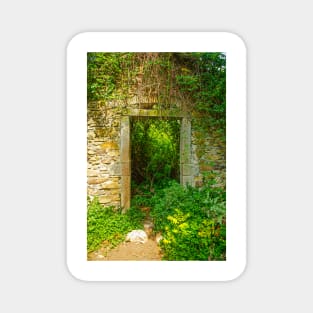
left=109, top=189, right=120, bottom=195
left=100, top=141, right=119, bottom=150
left=87, top=178, right=106, bottom=184
left=199, top=164, right=213, bottom=171
left=109, top=163, right=121, bottom=176
left=87, top=170, right=99, bottom=177
left=101, top=159, right=113, bottom=164
left=194, top=176, right=203, bottom=187
left=120, top=116, right=130, bottom=162
left=182, top=164, right=193, bottom=176
left=98, top=196, right=112, bottom=204
left=87, top=189, right=106, bottom=196
left=101, top=181, right=120, bottom=189
left=107, top=150, right=119, bottom=157
left=180, top=118, right=191, bottom=164
left=120, top=162, right=130, bottom=176
left=182, top=175, right=193, bottom=186
left=121, top=175, right=130, bottom=210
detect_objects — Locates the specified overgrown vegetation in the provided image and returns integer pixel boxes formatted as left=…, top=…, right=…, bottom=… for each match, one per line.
left=88, top=177, right=226, bottom=261
left=87, top=52, right=226, bottom=134
left=131, top=118, right=180, bottom=192
left=87, top=52, right=226, bottom=260
left=87, top=197, right=144, bottom=253
left=133, top=178, right=226, bottom=261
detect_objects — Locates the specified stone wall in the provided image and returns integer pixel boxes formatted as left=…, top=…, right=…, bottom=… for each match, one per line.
left=87, top=101, right=122, bottom=206
left=87, top=99, right=226, bottom=208
left=192, top=126, right=226, bottom=188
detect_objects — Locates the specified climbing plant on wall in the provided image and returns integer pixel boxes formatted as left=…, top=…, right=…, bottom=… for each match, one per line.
left=173, top=52, right=226, bottom=132
left=87, top=52, right=226, bottom=128
left=87, top=52, right=226, bottom=171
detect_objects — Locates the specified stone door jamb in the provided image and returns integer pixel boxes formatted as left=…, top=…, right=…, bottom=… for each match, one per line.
left=120, top=108, right=192, bottom=210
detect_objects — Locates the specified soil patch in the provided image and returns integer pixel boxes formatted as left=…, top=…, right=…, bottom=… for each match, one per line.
left=88, top=239, right=162, bottom=261
left=88, top=206, right=162, bottom=261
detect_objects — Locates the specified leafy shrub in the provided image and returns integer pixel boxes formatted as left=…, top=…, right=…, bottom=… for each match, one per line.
left=149, top=180, right=226, bottom=260
left=87, top=197, right=144, bottom=252
left=159, top=209, right=226, bottom=260
left=131, top=119, right=180, bottom=191
left=87, top=179, right=226, bottom=261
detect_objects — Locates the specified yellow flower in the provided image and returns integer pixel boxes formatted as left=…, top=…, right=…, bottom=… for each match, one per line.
left=179, top=222, right=188, bottom=229
left=167, top=216, right=178, bottom=224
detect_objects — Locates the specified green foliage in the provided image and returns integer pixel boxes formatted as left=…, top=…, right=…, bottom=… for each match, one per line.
left=197, top=52, right=226, bottom=130
left=149, top=180, right=226, bottom=260
left=88, top=53, right=122, bottom=101
left=159, top=209, right=226, bottom=260
left=174, top=52, right=226, bottom=133
left=87, top=197, right=144, bottom=252
left=175, top=74, right=199, bottom=93
left=87, top=52, right=226, bottom=259
left=87, top=52, right=226, bottom=142
left=87, top=179, right=226, bottom=261
left=131, top=119, right=180, bottom=191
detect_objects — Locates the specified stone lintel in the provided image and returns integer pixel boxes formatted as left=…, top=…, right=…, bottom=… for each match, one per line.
left=124, top=108, right=188, bottom=118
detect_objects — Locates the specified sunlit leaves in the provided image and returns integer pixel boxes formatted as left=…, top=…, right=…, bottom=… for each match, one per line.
left=131, top=119, right=180, bottom=189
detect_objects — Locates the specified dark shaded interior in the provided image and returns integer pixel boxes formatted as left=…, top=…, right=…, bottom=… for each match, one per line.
left=130, top=117, right=180, bottom=195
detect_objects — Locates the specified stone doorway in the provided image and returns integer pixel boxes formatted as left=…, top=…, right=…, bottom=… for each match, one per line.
left=120, top=108, right=192, bottom=210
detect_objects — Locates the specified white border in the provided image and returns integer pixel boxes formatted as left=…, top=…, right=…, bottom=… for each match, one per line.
left=67, top=32, right=246, bottom=281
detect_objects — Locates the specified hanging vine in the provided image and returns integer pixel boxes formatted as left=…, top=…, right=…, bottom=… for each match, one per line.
left=87, top=52, right=226, bottom=137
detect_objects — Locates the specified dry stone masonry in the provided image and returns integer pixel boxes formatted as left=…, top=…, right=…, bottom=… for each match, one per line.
left=87, top=97, right=225, bottom=209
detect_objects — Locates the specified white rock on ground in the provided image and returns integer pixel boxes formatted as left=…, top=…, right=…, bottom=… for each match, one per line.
left=125, top=230, right=148, bottom=244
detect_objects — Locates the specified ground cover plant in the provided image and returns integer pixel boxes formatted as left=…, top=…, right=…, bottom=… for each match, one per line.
left=134, top=177, right=226, bottom=261
left=87, top=197, right=145, bottom=253
left=88, top=176, right=226, bottom=261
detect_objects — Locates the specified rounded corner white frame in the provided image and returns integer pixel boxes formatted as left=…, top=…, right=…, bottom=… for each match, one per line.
left=67, top=32, right=246, bottom=281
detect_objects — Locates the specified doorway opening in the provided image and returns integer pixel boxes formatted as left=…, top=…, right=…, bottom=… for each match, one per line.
left=120, top=110, right=192, bottom=210
left=130, top=117, right=180, bottom=197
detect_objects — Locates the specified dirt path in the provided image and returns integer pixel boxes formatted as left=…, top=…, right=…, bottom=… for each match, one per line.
left=88, top=206, right=163, bottom=261
left=88, top=239, right=162, bottom=261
